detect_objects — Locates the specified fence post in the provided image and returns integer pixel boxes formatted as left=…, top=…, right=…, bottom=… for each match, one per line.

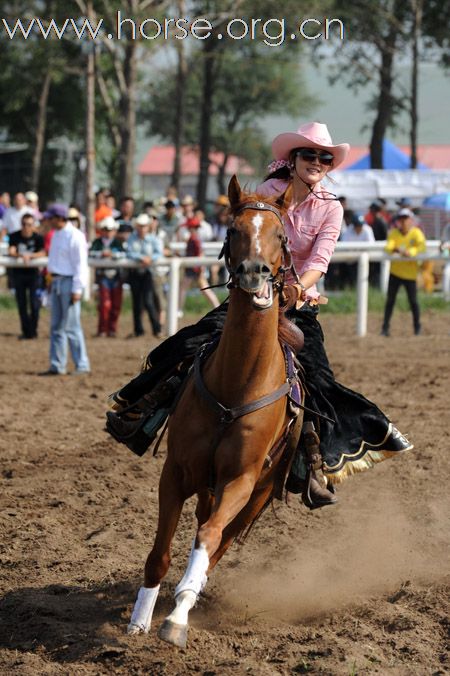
left=356, top=252, right=369, bottom=337
left=443, top=261, right=450, bottom=301
left=167, top=257, right=181, bottom=336
left=84, top=265, right=91, bottom=301
left=380, top=260, right=390, bottom=294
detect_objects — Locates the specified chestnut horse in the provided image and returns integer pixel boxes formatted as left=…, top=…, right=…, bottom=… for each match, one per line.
left=127, top=176, right=304, bottom=647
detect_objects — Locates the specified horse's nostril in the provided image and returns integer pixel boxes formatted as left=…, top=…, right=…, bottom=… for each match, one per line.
left=235, top=260, right=272, bottom=278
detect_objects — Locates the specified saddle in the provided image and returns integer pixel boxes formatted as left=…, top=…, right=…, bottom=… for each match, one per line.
left=106, top=342, right=305, bottom=474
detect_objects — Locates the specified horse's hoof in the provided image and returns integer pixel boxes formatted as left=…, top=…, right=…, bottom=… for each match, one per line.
left=127, top=622, right=147, bottom=635
left=158, top=619, right=187, bottom=648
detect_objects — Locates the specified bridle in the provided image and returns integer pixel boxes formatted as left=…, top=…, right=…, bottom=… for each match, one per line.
left=218, top=200, right=299, bottom=293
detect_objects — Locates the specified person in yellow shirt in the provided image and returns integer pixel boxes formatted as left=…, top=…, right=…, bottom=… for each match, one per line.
left=381, top=208, right=426, bottom=336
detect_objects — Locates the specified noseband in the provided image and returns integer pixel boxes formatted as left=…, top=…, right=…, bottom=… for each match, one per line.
left=218, top=201, right=299, bottom=292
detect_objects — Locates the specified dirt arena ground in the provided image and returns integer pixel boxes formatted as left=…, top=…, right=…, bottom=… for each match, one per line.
left=0, top=308, right=449, bottom=675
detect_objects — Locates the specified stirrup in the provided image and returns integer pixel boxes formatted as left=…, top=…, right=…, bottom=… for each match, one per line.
left=301, top=468, right=338, bottom=510
left=300, top=421, right=337, bottom=510
left=107, top=390, right=130, bottom=412
left=105, top=375, right=182, bottom=456
left=106, top=407, right=169, bottom=457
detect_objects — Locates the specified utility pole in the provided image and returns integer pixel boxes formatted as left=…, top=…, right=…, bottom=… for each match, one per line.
left=410, top=0, right=423, bottom=169
left=85, top=0, right=96, bottom=241
left=172, top=0, right=187, bottom=194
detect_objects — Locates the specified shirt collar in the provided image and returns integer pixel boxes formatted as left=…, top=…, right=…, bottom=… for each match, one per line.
left=288, top=183, right=321, bottom=213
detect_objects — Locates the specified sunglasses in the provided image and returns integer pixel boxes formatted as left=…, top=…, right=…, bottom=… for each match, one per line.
left=294, top=148, right=334, bottom=166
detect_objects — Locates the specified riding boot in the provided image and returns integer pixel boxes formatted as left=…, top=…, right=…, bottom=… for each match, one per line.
left=105, top=374, right=182, bottom=456
left=300, top=421, right=337, bottom=510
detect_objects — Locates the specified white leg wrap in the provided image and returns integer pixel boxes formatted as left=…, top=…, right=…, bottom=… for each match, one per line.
left=166, top=590, right=198, bottom=626
left=127, top=585, right=160, bottom=634
left=175, top=540, right=209, bottom=598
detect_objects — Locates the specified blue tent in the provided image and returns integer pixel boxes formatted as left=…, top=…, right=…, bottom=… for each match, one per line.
left=345, top=139, right=429, bottom=170
left=422, top=193, right=450, bottom=210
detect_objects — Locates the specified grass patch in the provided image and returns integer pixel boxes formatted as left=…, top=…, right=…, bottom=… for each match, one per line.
left=321, top=288, right=448, bottom=314
left=180, top=287, right=448, bottom=315
left=0, top=287, right=447, bottom=316
left=0, top=294, right=16, bottom=311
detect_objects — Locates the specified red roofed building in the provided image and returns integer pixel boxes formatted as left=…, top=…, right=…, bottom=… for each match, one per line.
left=138, top=145, right=254, bottom=199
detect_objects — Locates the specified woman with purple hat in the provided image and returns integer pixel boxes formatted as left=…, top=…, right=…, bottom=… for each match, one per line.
left=107, top=123, right=412, bottom=508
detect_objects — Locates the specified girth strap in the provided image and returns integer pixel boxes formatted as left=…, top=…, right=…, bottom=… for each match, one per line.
left=194, top=350, right=292, bottom=424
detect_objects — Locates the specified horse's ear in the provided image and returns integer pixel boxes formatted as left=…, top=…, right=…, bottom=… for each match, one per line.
left=228, top=175, right=242, bottom=207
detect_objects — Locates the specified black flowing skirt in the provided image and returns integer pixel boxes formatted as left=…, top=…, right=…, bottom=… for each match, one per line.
left=120, top=302, right=411, bottom=483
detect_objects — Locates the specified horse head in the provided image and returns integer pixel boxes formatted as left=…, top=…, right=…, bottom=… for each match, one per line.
left=220, top=175, right=293, bottom=311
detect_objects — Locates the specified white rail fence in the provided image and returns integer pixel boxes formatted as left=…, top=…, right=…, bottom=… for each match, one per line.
left=1, top=240, right=448, bottom=338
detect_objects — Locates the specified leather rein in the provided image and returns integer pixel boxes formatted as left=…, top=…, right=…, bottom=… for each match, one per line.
left=194, top=344, right=295, bottom=426
left=196, top=201, right=299, bottom=428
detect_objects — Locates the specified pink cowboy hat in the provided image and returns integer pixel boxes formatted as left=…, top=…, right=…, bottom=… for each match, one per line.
left=272, top=122, right=350, bottom=169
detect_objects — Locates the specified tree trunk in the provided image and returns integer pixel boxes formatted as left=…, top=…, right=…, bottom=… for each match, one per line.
left=172, top=0, right=187, bottom=193
left=370, top=25, right=398, bottom=168
left=117, top=40, right=137, bottom=198
left=217, top=154, right=228, bottom=195
left=31, top=69, right=51, bottom=192
left=85, top=37, right=96, bottom=242
left=196, top=41, right=217, bottom=210
left=410, top=0, right=422, bottom=169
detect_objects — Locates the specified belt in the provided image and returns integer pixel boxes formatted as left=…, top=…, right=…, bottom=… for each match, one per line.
left=51, top=273, right=73, bottom=278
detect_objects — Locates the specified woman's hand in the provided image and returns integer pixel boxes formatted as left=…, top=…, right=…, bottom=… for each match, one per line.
left=280, top=283, right=306, bottom=309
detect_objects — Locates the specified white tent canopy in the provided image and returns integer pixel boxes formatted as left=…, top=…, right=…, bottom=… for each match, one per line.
left=329, top=169, right=450, bottom=210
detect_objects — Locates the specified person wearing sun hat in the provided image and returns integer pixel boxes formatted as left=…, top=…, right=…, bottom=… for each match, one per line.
left=248, top=122, right=410, bottom=506
left=381, top=208, right=426, bottom=337
left=41, top=203, right=90, bottom=375
left=90, top=216, right=126, bottom=337
left=106, top=122, right=412, bottom=508
left=179, top=217, right=220, bottom=313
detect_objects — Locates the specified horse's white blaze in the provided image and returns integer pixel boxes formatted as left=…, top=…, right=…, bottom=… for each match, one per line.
left=128, top=584, right=160, bottom=634
left=252, top=213, right=264, bottom=255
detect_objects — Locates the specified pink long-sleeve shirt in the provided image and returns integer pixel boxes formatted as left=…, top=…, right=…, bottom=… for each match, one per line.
left=256, top=178, right=343, bottom=299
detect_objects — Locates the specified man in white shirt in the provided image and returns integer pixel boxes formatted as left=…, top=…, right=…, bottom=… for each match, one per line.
left=341, top=214, right=375, bottom=243
left=41, top=204, right=90, bottom=375
left=340, top=214, right=375, bottom=287
left=1, top=192, right=33, bottom=238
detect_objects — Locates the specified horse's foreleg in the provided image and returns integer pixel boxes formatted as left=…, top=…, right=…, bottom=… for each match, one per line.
left=208, top=482, right=273, bottom=569
left=128, top=459, right=184, bottom=636
left=158, top=475, right=255, bottom=648
left=195, top=489, right=214, bottom=527
left=158, top=536, right=209, bottom=648
left=197, top=472, right=257, bottom=556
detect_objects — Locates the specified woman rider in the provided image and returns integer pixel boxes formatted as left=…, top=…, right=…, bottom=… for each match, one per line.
left=106, top=122, right=412, bottom=508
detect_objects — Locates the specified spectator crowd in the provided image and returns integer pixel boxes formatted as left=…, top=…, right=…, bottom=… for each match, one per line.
left=0, top=187, right=232, bottom=372
left=0, top=187, right=446, bottom=372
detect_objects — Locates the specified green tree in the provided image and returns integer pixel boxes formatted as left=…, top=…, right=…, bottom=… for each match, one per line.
left=326, top=0, right=450, bottom=167
left=0, top=1, right=85, bottom=200
left=140, top=44, right=313, bottom=200
left=86, top=0, right=170, bottom=198
left=325, top=0, right=409, bottom=168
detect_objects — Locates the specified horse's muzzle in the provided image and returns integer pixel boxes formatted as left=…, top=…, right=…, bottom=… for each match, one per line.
left=234, top=258, right=274, bottom=310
